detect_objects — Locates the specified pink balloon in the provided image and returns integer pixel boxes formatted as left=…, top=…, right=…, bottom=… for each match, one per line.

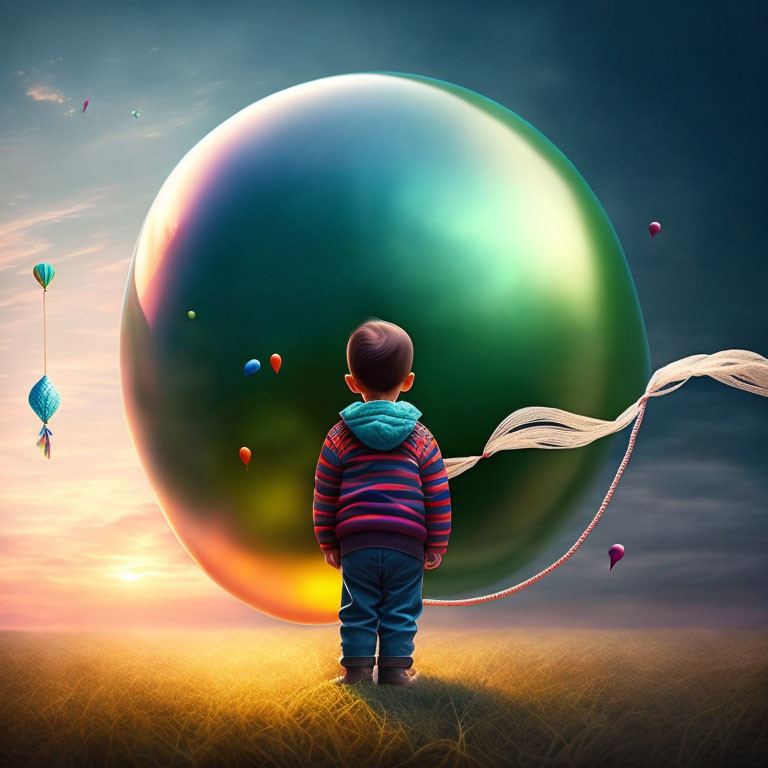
left=82, top=99, right=89, bottom=113
left=648, top=221, right=661, bottom=239
left=608, top=544, right=625, bottom=571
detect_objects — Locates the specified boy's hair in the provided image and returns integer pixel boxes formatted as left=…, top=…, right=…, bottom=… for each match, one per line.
left=347, top=319, right=414, bottom=395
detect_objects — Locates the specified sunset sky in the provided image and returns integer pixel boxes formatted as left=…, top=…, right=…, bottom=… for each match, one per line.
left=1, top=0, right=766, bottom=631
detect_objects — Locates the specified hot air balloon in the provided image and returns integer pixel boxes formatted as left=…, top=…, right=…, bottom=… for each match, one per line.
left=33, top=263, right=54, bottom=290
left=29, top=264, right=60, bottom=458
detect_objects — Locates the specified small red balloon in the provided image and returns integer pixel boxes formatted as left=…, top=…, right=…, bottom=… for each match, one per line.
left=648, top=221, right=661, bottom=239
left=239, top=446, right=251, bottom=468
left=270, top=353, right=282, bottom=373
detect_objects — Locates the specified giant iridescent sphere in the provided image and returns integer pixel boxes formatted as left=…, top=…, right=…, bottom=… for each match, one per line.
left=120, top=73, right=649, bottom=624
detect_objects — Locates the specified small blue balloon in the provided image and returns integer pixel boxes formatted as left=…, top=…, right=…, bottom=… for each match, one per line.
left=244, top=359, right=261, bottom=375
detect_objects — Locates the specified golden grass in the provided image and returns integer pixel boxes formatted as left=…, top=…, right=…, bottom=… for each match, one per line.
left=1, top=627, right=766, bottom=767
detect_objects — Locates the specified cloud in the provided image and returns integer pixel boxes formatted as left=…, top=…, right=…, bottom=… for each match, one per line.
left=0, top=498, right=276, bottom=631
left=26, top=84, right=66, bottom=104
left=0, top=196, right=102, bottom=271
left=56, top=242, right=108, bottom=264
left=94, top=257, right=130, bottom=274
left=193, top=79, right=230, bottom=96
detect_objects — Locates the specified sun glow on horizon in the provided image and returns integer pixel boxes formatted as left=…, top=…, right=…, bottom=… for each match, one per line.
left=114, top=569, right=157, bottom=583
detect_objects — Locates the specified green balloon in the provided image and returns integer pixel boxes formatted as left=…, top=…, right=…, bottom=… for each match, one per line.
left=187, top=310, right=196, bottom=319
left=120, top=73, right=649, bottom=624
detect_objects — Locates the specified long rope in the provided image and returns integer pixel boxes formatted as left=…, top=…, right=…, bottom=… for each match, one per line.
left=424, top=398, right=647, bottom=606
left=43, top=288, right=47, bottom=375
left=424, top=349, right=768, bottom=606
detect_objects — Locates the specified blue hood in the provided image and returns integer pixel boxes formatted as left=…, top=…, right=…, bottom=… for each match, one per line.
left=340, top=400, right=422, bottom=450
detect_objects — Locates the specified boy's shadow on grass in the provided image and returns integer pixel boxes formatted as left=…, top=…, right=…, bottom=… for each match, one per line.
left=347, top=675, right=521, bottom=745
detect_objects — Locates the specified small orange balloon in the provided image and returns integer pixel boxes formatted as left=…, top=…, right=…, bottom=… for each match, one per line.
left=239, top=446, right=251, bottom=468
left=270, top=353, right=282, bottom=373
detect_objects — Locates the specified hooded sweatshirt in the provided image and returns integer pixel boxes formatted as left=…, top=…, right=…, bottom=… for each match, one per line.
left=313, top=400, right=451, bottom=559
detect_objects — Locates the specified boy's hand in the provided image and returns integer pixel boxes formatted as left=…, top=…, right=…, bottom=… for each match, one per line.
left=424, top=550, right=442, bottom=570
left=324, top=549, right=341, bottom=569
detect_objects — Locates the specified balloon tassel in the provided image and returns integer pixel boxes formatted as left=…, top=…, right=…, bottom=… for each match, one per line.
left=36, top=423, right=52, bottom=459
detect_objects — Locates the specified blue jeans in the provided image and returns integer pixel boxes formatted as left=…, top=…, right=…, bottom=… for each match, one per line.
left=339, top=547, right=424, bottom=664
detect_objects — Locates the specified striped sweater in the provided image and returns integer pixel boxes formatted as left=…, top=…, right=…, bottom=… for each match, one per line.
left=313, top=417, right=452, bottom=558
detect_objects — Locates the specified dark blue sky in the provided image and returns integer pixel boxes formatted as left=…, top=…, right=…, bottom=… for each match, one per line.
left=1, top=0, right=766, bottom=628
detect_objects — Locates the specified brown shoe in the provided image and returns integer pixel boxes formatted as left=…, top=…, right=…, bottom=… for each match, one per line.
left=333, top=665, right=374, bottom=685
left=377, top=666, right=419, bottom=685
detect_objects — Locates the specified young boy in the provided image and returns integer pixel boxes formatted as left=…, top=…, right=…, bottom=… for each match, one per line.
left=313, top=319, right=452, bottom=686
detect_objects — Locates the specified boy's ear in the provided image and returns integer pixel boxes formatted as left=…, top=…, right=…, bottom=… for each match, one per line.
left=345, top=374, right=362, bottom=394
left=400, top=372, right=415, bottom=392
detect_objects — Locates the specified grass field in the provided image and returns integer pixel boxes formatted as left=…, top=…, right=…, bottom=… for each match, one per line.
left=1, top=627, right=766, bottom=767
